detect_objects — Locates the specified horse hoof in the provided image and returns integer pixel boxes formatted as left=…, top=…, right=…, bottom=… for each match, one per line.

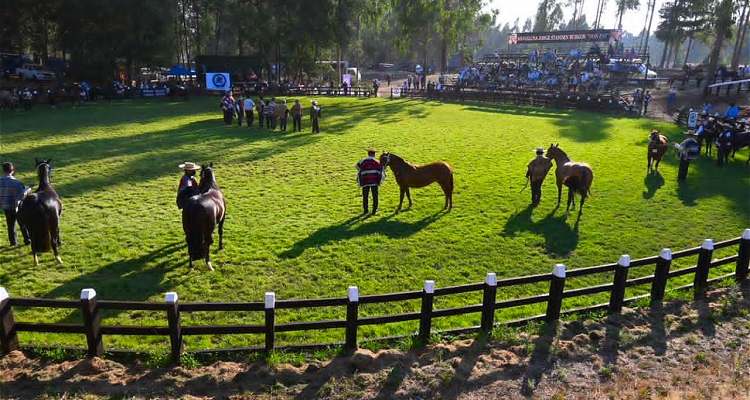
left=207, top=262, right=215, bottom=271
left=56, top=256, right=63, bottom=264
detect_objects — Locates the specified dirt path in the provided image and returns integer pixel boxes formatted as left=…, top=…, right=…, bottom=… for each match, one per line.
left=2, top=286, right=749, bottom=399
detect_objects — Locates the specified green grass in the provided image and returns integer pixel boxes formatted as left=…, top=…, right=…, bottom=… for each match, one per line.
left=0, top=96, right=748, bottom=352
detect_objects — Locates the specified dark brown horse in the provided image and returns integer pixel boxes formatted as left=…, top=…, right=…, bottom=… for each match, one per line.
left=379, top=152, right=453, bottom=210
left=179, top=163, right=226, bottom=271
left=17, top=159, right=63, bottom=266
left=545, top=144, right=594, bottom=218
left=647, top=130, right=670, bottom=173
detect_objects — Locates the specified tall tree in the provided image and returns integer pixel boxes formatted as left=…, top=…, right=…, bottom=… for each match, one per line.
left=702, top=0, right=735, bottom=92
left=533, top=0, right=564, bottom=32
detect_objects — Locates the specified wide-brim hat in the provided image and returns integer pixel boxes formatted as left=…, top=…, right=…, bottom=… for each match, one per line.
left=685, top=130, right=696, bottom=135
left=535, top=147, right=545, bottom=154
left=367, top=147, right=377, bottom=153
left=651, top=129, right=659, bottom=134
left=311, top=100, right=318, bottom=105
left=178, top=162, right=201, bottom=170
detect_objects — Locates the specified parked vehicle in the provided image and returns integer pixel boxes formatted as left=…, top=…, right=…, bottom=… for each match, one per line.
left=369, top=63, right=393, bottom=72
left=16, top=63, right=56, bottom=81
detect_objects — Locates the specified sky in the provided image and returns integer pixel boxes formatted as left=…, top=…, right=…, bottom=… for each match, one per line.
left=484, top=0, right=667, bottom=35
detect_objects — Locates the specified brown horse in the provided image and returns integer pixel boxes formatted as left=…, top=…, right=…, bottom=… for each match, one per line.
left=379, top=152, right=453, bottom=210
left=179, top=163, right=226, bottom=271
left=545, top=144, right=593, bottom=218
left=647, top=130, right=670, bottom=173
left=17, top=159, right=63, bottom=266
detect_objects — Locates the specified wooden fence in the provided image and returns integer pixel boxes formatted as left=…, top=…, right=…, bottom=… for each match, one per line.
left=391, top=87, right=630, bottom=114
left=1, top=229, right=748, bottom=363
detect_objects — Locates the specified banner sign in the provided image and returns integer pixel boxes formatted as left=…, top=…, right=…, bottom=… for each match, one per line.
left=206, top=73, right=231, bottom=91
left=509, top=29, right=621, bottom=44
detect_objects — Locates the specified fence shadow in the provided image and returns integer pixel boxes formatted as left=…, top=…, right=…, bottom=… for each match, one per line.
left=279, top=212, right=445, bottom=259
left=503, top=205, right=579, bottom=256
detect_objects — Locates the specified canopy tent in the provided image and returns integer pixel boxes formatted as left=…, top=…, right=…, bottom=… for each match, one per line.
left=164, top=65, right=196, bottom=76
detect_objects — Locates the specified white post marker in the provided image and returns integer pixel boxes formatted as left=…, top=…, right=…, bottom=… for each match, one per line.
left=424, top=280, right=435, bottom=294
left=660, top=248, right=672, bottom=261
left=702, top=239, right=714, bottom=250
left=165, top=292, right=178, bottom=303
left=265, top=292, right=276, bottom=309
left=743, top=229, right=750, bottom=240
left=485, top=272, right=497, bottom=286
left=618, top=255, right=631, bottom=267
left=0, top=287, right=8, bottom=302
left=348, top=286, right=359, bottom=302
left=553, top=263, right=566, bottom=278
left=80, top=288, right=97, bottom=300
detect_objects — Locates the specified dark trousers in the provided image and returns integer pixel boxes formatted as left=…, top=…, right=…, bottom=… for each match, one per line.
left=245, top=110, right=254, bottom=127
left=678, top=159, right=690, bottom=181
left=237, top=110, right=243, bottom=126
left=4, top=208, right=28, bottom=246
left=280, top=116, right=288, bottom=131
left=293, top=115, right=302, bottom=132
left=223, top=109, right=234, bottom=125
left=530, top=180, right=543, bottom=204
left=362, top=186, right=379, bottom=214
left=312, top=118, right=320, bottom=133
left=258, top=113, right=264, bottom=128
left=643, top=102, right=650, bottom=114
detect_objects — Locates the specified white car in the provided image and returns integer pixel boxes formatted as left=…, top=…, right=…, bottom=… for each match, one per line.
left=16, top=64, right=56, bottom=81
left=635, top=64, right=658, bottom=79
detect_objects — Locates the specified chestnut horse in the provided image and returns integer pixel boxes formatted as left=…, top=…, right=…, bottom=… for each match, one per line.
left=545, top=144, right=593, bottom=218
left=647, top=131, right=670, bottom=172
left=379, top=152, right=453, bottom=210
left=179, top=163, right=226, bottom=271
left=17, top=159, right=63, bottom=266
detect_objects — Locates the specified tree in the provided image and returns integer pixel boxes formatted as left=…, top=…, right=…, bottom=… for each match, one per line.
left=614, top=0, right=640, bottom=30
left=702, top=0, right=735, bottom=92
left=533, top=0, right=564, bottom=32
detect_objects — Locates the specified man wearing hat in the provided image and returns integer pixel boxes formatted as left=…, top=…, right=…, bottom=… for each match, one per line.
left=526, top=148, right=553, bottom=206
left=220, top=91, right=235, bottom=125
left=310, top=100, right=321, bottom=133
left=277, top=99, right=289, bottom=131
left=176, top=162, right=201, bottom=208
left=291, top=99, right=303, bottom=132
left=356, top=148, right=385, bottom=215
left=675, top=131, right=699, bottom=182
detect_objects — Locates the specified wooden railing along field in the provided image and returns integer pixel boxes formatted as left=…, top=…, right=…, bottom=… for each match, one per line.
left=1, top=229, right=748, bottom=363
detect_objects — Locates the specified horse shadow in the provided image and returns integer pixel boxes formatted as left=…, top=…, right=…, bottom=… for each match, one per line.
left=279, top=212, right=445, bottom=259
left=643, top=171, right=665, bottom=199
left=41, top=242, right=183, bottom=323
left=503, top=205, right=579, bottom=256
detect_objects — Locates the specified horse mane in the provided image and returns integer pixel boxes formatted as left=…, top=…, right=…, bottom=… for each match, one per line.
left=35, top=160, right=58, bottom=195
left=388, top=153, right=418, bottom=169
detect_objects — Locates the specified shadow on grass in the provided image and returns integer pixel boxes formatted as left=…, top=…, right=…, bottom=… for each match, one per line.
left=279, top=211, right=445, bottom=259
left=503, top=205, right=579, bottom=256
left=643, top=170, right=665, bottom=199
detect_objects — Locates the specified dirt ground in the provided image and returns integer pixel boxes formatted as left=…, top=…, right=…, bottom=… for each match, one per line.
left=1, top=284, right=749, bottom=399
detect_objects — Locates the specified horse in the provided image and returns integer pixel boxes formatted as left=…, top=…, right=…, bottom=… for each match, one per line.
left=697, top=121, right=720, bottom=156
left=545, top=144, right=594, bottom=218
left=179, top=163, right=226, bottom=271
left=16, top=159, right=63, bottom=266
left=379, top=152, right=453, bottom=211
left=647, top=131, right=670, bottom=173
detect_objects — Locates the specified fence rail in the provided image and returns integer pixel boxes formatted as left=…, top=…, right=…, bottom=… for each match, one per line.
left=1, top=229, right=748, bottom=362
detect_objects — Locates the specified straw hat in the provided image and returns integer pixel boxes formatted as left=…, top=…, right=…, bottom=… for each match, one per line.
left=178, top=162, right=201, bottom=170
left=535, top=147, right=544, bottom=154
left=685, top=130, right=696, bottom=136
left=367, top=147, right=377, bottom=154
left=311, top=100, right=318, bottom=105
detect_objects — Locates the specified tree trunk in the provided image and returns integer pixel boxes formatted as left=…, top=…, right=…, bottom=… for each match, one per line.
left=659, top=40, right=670, bottom=68
left=683, top=36, right=693, bottom=66
left=731, top=0, right=750, bottom=69
left=214, top=8, right=221, bottom=54
left=702, top=1, right=731, bottom=94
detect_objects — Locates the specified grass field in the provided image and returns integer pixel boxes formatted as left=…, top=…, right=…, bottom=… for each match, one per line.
left=1, top=95, right=748, bottom=352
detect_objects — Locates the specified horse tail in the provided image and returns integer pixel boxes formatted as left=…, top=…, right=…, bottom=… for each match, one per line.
left=449, top=169, right=454, bottom=193
left=581, top=167, right=593, bottom=200
left=22, top=200, right=52, bottom=253
left=184, top=201, right=207, bottom=261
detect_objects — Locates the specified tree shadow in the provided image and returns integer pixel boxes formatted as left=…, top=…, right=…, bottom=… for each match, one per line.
left=503, top=205, right=579, bottom=256
left=279, top=211, right=445, bottom=259
left=643, top=170, right=665, bottom=199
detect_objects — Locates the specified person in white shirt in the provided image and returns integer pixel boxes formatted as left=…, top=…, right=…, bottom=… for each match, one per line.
left=243, top=97, right=255, bottom=128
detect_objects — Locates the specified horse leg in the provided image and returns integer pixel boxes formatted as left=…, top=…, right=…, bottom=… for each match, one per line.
left=557, top=184, right=562, bottom=205
left=398, top=188, right=405, bottom=210
left=647, top=155, right=652, bottom=172
left=565, top=189, right=573, bottom=218
left=33, top=252, right=39, bottom=266
left=217, top=218, right=225, bottom=250
left=405, top=188, right=413, bottom=208
left=204, top=232, right=214, bottom=271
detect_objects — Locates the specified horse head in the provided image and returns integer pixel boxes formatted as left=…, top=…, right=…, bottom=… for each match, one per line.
left=199, top=163, right=219, bottom=192
left=35, top=159, right=52, bottom=182
left=649, top=131, right=659, bottom=144
left=379, top=152, right=390, bottom=169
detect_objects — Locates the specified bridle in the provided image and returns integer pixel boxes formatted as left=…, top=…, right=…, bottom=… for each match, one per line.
left=380, top=153, right=390, bottom=170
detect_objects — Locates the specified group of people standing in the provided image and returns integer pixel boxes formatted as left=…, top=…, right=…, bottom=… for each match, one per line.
left=219, top=91, right=321, bottom=133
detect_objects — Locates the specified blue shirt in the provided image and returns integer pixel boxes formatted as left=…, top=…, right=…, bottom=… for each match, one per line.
left=0, top=175, right=26, bottom=210
left=723, top=106, right=739, bottom=119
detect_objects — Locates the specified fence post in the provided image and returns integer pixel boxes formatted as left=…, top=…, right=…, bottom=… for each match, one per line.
left=165, top=292, right=182, bottom=363
left=0, top=287, right=19, bottom=354
left=418, top=280, right=435, bottom=345
left=345, top=286, right=359, bottom=352
left=651, top=249, right=672, bottom=304
left=264, top=292, right=275, bottom=352
left=694, top=239, right=714, bottom=297
left=608, top=255, right=631, bottom=315
left=735, top=229, right=750, bottom=281
left=480, top=273, right=498, bottom=334
left=546, top=264, right=566, bottom=324
left=80, top=288, right=103, bottom=358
